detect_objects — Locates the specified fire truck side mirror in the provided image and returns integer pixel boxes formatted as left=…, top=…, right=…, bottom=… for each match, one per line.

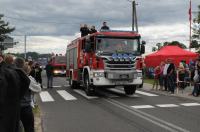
left=140, top=41, right=145, bottom=54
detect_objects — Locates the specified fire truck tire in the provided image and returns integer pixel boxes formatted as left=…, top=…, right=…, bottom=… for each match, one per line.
left=84, top=74, right=94, bottom=96
left=124, top=86, right=136, bottom=95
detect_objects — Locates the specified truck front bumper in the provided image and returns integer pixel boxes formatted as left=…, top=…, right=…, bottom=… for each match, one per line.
left=91, top=70, right=143, bottom=86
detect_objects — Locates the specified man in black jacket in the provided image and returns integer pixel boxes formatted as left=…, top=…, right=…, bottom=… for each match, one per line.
left=80, top=24, right=90, bottom=37
left=0, top=55, right=30, bottom=132
left=166, top=58, right=176, bottom=94
left=46, top=61, right=54, bottom=88
left=101, top=21, right=110, bottom=30
left=90, top=26, right=97, bottom=34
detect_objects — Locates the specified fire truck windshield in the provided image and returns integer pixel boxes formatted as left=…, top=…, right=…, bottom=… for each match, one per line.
left=96, top=37, right=140, bottom=54
left=54, top=56, right=66, bottom=64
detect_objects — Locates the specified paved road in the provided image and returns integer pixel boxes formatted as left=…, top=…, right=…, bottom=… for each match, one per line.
left=37, top=77, right=200, bottom=132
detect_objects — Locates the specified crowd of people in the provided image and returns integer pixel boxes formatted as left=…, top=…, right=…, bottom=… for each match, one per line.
left=80, top=21, right=110, bottom=37
left=0, top=53, right=42, bottom=132
left=152, top=58, right=200, bottom=97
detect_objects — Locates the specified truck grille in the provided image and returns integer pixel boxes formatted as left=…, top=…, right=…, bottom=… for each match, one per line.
left=105, top=60, right=135, bottom=70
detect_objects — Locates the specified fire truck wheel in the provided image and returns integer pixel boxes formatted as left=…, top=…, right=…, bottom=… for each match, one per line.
left=124, top=86, right=136, bottom=95
left=84, top=74, right=94, bottom=96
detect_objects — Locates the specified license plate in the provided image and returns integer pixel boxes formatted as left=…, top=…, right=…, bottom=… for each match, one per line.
left=120, top=74, right=128, bottom=79
left=115, top=81, right=127, bottom=85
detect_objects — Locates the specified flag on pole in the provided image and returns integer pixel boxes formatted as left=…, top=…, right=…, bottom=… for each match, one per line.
left=189, top=0, right=192, bottom=21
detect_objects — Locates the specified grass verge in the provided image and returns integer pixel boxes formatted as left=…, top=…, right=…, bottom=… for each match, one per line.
left=144, top=78, right=154, bottom=85
left=33, top=105, right=42, bottom=132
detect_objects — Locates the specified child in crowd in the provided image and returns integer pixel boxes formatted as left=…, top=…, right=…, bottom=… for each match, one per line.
left=152, top=66, right=160, bottom=90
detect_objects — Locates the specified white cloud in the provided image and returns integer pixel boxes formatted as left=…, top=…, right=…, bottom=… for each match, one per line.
left=6, top=35, right=74, bottom=54
left=1, top=0, right=199, bottom=54
left=6, top=23, right=190, bottom=54
left=113, top=23, right=190, bottom=53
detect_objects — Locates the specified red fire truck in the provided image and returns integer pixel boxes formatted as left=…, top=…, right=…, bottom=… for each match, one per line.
left=66, top=30, right=145, bottom=95
left=51, top=55, right=66, bottom=77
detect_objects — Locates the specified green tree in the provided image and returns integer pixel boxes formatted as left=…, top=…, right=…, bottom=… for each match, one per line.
left=156, top=43, right=162, bottom=50
left=0, top=14, right=15, bottom=42
left=152, top=41, right=187, bottom=52
left=192, top=5, right=200, bottom=50
left=152, top=47, right=157, bottom=52
left=169, top=41, right=187, bottom=49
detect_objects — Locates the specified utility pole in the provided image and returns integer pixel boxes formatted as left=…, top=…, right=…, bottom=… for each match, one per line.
left=24, top=35, right=27, bottom=59
left=132, top=1, right=135, bottom=31
left=189, top=0, right=192, bottom=51
left=132, top=0, right=138, bottom=32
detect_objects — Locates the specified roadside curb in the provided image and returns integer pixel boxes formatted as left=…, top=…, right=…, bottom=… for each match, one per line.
left=142, top=83, right=200, bottom=102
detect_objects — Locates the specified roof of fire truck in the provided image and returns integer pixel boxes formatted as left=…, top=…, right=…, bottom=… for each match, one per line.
left=92, top=30, right=141, bottom=38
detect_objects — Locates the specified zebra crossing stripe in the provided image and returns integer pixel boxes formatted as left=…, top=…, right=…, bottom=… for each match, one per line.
left=156, top=104, right=179, bottom=108
left=73, top=89, right=98, bottom=99
left=64, top=84, right=70, bottom=87
left=110, top=88, right=158, bottom=97
left=53, top=85, right=62, bottom=88
left=39, top=91, right=54, bottom=102
left=109, top=88, right=139, bottom=97
left=180, top=103, right=200, bottom=106
left=131, top=105, right=155, bottom=109
left=136, top=90, right=159, bottom=97
left=57, top=90, right=77, bottom=101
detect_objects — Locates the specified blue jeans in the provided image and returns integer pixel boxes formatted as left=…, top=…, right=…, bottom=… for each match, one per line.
left=192, top=84, right=199, bottom=96
left=47, top=76, right=53, bottom=88
left=167, top=75, right=176, bottom=93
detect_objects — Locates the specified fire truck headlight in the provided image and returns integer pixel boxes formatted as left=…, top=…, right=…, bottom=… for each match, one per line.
left=93, top=72, right=104, bottom=77
left=54, top=70, right=60, bottom=74
left=137, top=72, right=143, bottom=77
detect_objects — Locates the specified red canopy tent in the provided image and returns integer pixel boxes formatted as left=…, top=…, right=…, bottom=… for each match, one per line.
left=144, top=46, right=198, bottom=68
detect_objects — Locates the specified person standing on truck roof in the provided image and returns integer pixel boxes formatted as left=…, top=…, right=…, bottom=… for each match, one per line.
left=90, top=26, right=97, bottom=34
left=80, top=24, right=90, bottom=37
left=101, top=21, right=110, bottom=30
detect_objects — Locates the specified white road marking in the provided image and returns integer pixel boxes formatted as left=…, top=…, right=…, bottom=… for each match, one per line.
left=53, top=85, right=62, bottom=88
left=110, top=88, right=140, bottom=97
left=136, top=90, right=159, bottom=97
left=156, top=104, right=179, bottom=108
left=111, top=88, right=158, bottom=97
left=57, top=90, right=77, bottom=101
left=73, top=89, right=98, bottom=99
left=107, top=99, right=190, bottom=132
left=180, top=103, right=200, bottom=107
left=42, top=86, right=47, bottom=89
left=64, top=84, right=70, bottom=87
left=127, top=94, right=140, bottom=97
left=39, top=91, right=54, bottom=102
left=131, top=105, right=155, bottom=109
